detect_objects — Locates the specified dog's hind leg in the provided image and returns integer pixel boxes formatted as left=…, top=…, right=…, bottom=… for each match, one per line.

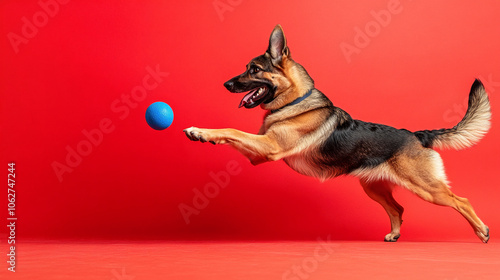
left=360, top=179, right=404, bottom=242
left=391, top=147, right=490, bottom=243
left=405, top=180, right=489, bottom=243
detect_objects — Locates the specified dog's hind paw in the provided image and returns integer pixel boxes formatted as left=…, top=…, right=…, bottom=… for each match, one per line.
left=384, top=233, right=400, bottom=242
left=479, top=226, right=490, bottom=244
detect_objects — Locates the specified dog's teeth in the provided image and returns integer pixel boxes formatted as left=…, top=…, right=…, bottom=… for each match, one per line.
left=254, top=87, right=265, bottom=97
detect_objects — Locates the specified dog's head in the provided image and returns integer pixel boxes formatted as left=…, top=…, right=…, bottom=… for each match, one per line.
left=224, top=25, right=314, bottom=110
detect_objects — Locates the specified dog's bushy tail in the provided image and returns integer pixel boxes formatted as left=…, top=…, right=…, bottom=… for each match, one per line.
left=414, top=79, right=491, bottom=150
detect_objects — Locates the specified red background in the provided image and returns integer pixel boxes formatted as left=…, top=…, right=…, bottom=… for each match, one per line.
left=1, top=0, right=499, bottom=242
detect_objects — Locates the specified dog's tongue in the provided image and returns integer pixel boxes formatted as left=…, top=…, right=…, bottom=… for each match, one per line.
left=238, top=89, right=258, bottom=108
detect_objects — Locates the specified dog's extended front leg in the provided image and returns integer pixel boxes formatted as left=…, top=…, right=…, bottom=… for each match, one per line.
left=184, top=127, right=283, bottom=165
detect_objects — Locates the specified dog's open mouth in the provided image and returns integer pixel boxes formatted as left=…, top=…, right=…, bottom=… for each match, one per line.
left=238, top=86, right=272, bottom=108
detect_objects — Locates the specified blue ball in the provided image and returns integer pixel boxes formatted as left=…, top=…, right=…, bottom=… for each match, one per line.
left=145, top=102, right=174, bottom=130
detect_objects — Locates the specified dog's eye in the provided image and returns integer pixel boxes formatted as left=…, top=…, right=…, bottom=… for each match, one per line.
left=250, top=66, right=261, bottom=74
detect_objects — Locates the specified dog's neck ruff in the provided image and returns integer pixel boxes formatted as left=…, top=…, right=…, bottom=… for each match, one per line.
left=271, top=89, right=313, bottom=114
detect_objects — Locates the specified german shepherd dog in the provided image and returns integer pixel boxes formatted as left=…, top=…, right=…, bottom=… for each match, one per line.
left=184, top=25, right=491, bottom=243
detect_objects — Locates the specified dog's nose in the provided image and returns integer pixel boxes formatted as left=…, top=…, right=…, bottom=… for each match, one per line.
left=224, top=80, right=234, bottom=91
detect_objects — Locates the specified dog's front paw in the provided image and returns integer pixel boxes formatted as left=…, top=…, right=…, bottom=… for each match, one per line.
left=183, top=127, right=216, bottom=144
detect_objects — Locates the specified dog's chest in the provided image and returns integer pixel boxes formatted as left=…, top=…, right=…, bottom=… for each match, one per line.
left=283, top=153, right=336, bottom=182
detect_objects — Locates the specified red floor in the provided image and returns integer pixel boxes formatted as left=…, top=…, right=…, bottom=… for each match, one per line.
left=2, top=241, right=499, bottom=280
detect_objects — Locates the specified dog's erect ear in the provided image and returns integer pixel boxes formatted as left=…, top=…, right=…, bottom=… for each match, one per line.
left=267, top=24, right=289, bottom=65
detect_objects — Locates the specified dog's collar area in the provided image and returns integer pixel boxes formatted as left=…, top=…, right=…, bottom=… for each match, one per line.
left=271, top=89, right=313, bottom=114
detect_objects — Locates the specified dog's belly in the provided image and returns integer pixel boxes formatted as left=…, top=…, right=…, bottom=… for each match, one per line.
left=283, top=153, right=339, bottom=182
